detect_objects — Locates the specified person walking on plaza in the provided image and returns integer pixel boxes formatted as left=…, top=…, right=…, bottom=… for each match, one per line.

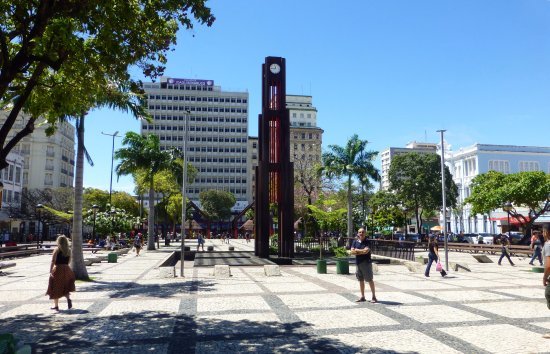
left=529, top=230, right=543, bottom=266
left=425, top=236, right=447, bottom=277
left=542, top=228, right=550, bottom=339
left=350, top=228, right=377, bottom=303
left=46, top=235, right=75, bottom=311
left=133, top=233, right=143, bottom=256
left=197, top=232, right=205, bottom=252
left=498, top=234, right=515, bottom=266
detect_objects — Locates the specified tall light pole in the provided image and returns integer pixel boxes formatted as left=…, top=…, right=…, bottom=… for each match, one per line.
left=36, top=204, right=44, bottom=249
left=101, top=131, right=121, bottom=206
left=436, top=129, right=448, bottom=271
left=180, top=110, right=191, bottom=278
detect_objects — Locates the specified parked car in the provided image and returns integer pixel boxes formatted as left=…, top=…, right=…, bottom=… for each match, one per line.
left=507, top=232, right=525, bottom=245
left=405, top=233, right=421, bottom=243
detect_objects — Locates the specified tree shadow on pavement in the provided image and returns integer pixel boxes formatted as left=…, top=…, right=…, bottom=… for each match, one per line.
left=0, top=311, right=411, bottom=353
left=74, top=279, right=217, bottom=298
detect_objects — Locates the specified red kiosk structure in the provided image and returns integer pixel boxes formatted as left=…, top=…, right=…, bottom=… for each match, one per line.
left=255, top=57, right=294, bottom=259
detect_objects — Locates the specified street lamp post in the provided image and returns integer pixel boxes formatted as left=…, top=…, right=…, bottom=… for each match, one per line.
left=503, top=202, right=513, bottom=236
left=436, top=129, right=449, bottom=271
left=36, top=204, right=44, bottom=249
left=101, top=131, right=121, bottom=206
left=92, top=204, right=99, bottom=243
left=180, top=110, right=191, bottom=278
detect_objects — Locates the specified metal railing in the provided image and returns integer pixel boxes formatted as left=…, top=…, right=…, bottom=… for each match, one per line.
left=269, top=236, right=416, bottom=261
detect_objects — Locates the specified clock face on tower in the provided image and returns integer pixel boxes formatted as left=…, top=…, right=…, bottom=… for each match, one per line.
left=269, top=63, right=281, bottom=74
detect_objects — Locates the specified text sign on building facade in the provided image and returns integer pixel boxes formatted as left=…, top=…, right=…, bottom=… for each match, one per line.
left=166, top=78, right=214, bottom=86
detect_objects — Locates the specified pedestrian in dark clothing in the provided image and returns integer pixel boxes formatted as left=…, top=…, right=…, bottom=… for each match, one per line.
left=498, top=235, right=515, bottom=266
left=425, top=236, right=447, bottom=277
left=350, top=228, right=377, bottom=303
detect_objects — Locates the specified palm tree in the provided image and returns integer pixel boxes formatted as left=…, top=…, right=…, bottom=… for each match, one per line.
left=319, top=134, right=380, bottom=240
left=55, top=79, right=148, bottom=280
left=115, top=133, right=179, bottom=250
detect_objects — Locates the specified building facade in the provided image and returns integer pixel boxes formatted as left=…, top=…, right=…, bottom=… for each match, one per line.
left=0, top=113, right=75, bottom=191
left=380, top=141, right=438, bottom=190
left=248, top=95, right=323, bottom=205
left=448, top=144, right=550, bottom=234
left=0, top=151, right=24, bottom=218
left=142, top=77, right=250, bottom=211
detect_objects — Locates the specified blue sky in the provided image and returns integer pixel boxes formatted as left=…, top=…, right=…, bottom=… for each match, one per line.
left=84, top=0, right=550, bottom=194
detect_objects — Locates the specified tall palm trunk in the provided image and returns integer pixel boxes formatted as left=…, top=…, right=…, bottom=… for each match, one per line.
left=147, top=180, right=155, bottom=250
left=347, top=174, right=353, bottom=239
left=71, top=114, right=89, bottom=280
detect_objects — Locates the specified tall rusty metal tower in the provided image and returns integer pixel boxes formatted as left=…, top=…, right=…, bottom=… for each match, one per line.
left=255, top=57, right=294, bottom=259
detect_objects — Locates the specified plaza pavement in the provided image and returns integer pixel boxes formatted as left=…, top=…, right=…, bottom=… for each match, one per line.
left=1, top=239, right=550, bottom=353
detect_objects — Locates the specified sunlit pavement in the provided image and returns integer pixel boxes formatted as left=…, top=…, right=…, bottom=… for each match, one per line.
left=1, top=240, right=549, bottom=353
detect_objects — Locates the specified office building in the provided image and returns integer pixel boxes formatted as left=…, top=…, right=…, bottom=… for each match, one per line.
left=142, top=77, right=250, bottom=211
left=248, top=95, right=323, bottom=204
left=380, top=141, right=438, bottom=190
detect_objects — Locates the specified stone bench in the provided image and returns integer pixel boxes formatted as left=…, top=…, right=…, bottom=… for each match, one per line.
left=450, top=262, right=471, bottom=272
left=0, top=262, right=16, bottom=275
left=264, top=265, right=281, bottom=276
left=472, top=254, right=493, bottom=263
left=213, top=265, right=231, bottom=277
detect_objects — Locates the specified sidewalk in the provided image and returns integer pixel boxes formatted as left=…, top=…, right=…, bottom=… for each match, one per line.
left=1, top=240, right=549, bottom=353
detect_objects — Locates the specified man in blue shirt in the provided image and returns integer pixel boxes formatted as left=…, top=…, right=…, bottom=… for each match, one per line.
left=351, top=228, right=377, bottom=303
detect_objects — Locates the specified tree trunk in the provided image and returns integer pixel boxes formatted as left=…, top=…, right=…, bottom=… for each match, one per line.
left=147, top=182, right=155, bottom=250
left=347, top=174, right=353, bottom=239
left=71, top=115, right=89, bottom=280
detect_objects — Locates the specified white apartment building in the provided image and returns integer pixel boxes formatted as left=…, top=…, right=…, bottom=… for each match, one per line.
left=141, top=77, right=250, bottom=212
left=0, top=113, right=75, bottom=190
left=0, top=151, right=24, bottom=216
left=448, top=144, right=550, bottom=234
left=380, top=141, right=438, bottom=190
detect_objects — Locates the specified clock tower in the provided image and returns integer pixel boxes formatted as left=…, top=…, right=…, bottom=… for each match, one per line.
left=255, top=57, right=294, bottom=259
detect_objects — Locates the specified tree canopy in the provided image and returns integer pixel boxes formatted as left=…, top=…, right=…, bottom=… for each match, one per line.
left=199, top=190, right=236, bottom=223
left=0, top=0, right=214, bottom=169
left=466, top=171, right=550, bottom=236
left=388, top=152, right=458, bottom=232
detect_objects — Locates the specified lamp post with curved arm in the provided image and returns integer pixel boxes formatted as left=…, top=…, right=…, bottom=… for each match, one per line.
left=503, top=202, right=513, bottom=236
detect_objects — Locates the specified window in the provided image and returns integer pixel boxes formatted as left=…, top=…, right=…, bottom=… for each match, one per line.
left=488, top=160, right=510, bottom=173
left=519, top=161, right=539, bottom=172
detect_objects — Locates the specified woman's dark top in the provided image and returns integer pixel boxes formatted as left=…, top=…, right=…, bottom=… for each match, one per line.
left=55, top=251, right=70, bottom=265
left=428, top=242, right=438, bottom=255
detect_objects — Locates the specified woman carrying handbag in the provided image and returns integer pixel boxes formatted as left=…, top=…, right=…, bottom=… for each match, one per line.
left=425, top=235, right=447, bottom=277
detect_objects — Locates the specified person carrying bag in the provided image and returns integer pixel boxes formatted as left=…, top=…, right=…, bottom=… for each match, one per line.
left=425, top=236, right=447, bottom=277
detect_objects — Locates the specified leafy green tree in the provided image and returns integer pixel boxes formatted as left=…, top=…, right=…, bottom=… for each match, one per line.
left=466, top=171, right=550, bottom=239
left=83, top=188, right=110, bottom=211
left=0, top=0, right=214, bottom=169
left=367, top=190, right=406, bottom=233
left=199, top=190, right=236, bottom=232
left=115, top=132, right=180, bottom=250
left=319, top=134, right=380, bottom=239
left=388, top=152, right=458, bottom=232
left=84, top=207, right=137, bottom=239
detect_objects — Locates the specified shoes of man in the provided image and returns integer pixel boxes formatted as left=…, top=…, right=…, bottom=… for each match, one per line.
left=542, top=333, right=550, bottom=339
left=355, top=297, right=366, bottom=302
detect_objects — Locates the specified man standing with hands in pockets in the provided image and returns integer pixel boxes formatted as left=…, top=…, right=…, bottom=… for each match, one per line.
left=351, top=228, right=377, bottom=303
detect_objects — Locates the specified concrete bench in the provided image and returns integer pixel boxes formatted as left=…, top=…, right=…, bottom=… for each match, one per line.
left=0, top=249, right=41, bottom=259
left=472, top=254, right=493, bottom=263
left=0, top=262, right=16, bottom=275
left=213, top=265, right=231, bottom=277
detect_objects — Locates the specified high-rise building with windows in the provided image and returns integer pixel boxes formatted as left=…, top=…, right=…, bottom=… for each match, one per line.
left=248, top=95, right=323, bottom=204
left=380, top=141, right=438, bottom=190
left=0, top=113, right=75, bottom=191
left=142, top=77, right=250, bottom=211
